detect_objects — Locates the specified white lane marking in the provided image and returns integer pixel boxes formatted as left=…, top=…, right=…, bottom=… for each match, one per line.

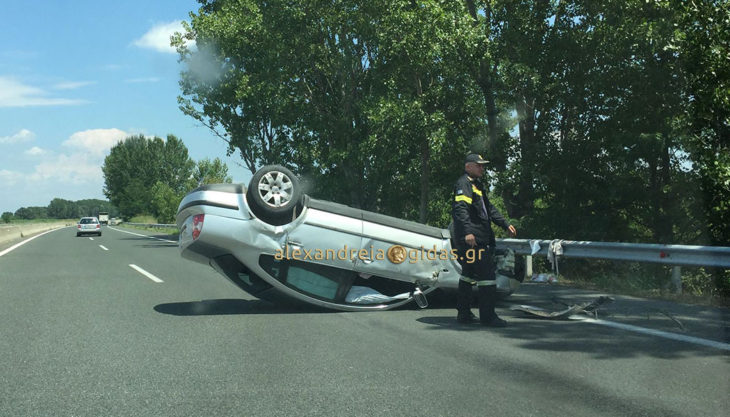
left=579, top=317, right=730, bottom=351
left=99, top=245, right=109, bottom=251
left=0, top=228, right=64, bottom=257
left=108, top=226, right=176, bottom=243
left=89, top=237, right=94, bottom=240
left=129, top=264, right=164, bottom=283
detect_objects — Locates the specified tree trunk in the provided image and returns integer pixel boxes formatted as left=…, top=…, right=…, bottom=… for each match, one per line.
left=513, top=95, right=536, bottom=219
left=653, top=134, right=674, bottom=243
left=479, top=64, right=500, bottom=166
left=419, top=136, right=430, bottom=223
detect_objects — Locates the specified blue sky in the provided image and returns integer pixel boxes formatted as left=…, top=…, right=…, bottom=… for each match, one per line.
left=0, top=1, right=251, bottom=214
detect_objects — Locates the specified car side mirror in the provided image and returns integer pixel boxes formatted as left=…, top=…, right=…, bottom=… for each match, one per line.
left=412, top=287, right=428, bottom=309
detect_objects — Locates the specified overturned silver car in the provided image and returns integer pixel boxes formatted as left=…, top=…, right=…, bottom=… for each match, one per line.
left=176, top=165, right=522, bottom=311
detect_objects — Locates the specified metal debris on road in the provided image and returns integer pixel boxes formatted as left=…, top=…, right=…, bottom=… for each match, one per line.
left=510, top=296, right=615, bottom=320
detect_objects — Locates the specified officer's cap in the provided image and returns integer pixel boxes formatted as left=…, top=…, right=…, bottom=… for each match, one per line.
left=465, top=153, right=489, bottom=164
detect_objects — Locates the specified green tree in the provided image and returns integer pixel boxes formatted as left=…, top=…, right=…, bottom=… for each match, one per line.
left=673, top=0, right=730, bottom=247
left=102, top=135, right=195, bottom=219
left=75, top=199, right=119, bottom=218
left=175, top=0, right=726, bottom=241
left=14, top=206, right=47, bottom=220
left=1, top=212, right=13, bottom=223
left=191, top=157, right=232, bottom=187
left=47, top=198, right=78, bottom=219
left=150, top=181, right=181, bottom=224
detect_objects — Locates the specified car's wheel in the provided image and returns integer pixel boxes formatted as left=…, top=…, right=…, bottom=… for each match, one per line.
left=246, top=165, right=303, bottom=225
left=98, top=232, right=102, bottom=236
left=76, top=233, right=80, bottom=237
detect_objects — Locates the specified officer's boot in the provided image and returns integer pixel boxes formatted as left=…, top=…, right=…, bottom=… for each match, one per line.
left=456, top=280, right=476, bottom=323
left=478, top=285, right=507, bottom=327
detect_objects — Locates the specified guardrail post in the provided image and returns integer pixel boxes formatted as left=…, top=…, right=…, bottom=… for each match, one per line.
left=671, top=266, right=682, bottom=294
left=525, top=255, right=533, bottom=280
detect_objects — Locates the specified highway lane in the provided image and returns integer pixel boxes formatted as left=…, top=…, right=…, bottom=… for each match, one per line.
left=0, top=226, right=728, bottom=416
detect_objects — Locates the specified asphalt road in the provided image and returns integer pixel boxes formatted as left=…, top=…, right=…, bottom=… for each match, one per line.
left=1, top=226, right=728, bottom=417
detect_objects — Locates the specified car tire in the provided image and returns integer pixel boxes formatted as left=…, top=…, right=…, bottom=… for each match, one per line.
left=246, top=165, right=303, bottom=226
left=76, top=233, right=80, bottom=237
left=98, top=232, right=102, bottom=236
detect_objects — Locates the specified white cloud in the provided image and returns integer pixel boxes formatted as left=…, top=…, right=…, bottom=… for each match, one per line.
left=0, top=129, right=35, bottom=144
left=0, top=169, right=24, bottom=186
left=0, top=77, right=88, bottom=107
left=62, top=128, right=130, bottom=157
left=53, top=81, right=96, bottom=90
left=124, top=77, right=160, bottom=84
left=133, top=21, right=189, bottom=54
left=28, top=153, right=102, bottom=185
left=24, top=146, right=46, bottom=156
left=9, top=128, right=130, bottom=189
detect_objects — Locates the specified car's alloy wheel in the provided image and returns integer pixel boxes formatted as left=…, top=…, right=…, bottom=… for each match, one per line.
left=246, top=165, right=303, bottom=225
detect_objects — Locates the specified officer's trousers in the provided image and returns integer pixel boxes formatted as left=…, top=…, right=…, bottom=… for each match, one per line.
left=456, top=244, right=498, bottom=322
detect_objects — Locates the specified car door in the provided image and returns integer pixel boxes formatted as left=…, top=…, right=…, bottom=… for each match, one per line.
left=283, top=206, right=363, bottom=273
left=355, top=212, right=450, bottom=285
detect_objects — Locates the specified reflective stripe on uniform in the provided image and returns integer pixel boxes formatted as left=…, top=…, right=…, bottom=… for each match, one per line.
left=455, top=195, right=472, bottom=204
left=460, top=276, right=496, bottom=286
left=459, top=276, right=477, bottom=285
left=471, top=185, right=482, bottom=196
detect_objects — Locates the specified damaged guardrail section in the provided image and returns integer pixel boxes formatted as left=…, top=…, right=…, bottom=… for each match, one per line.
left=496, top=239, right=730, bottom=268
left=496, top=238, right=730, bottom=294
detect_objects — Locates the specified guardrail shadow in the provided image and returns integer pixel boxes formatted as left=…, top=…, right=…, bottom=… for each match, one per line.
left=118, top=236, right=178, bottom=248
left=426, top=315, right=728, bottom=359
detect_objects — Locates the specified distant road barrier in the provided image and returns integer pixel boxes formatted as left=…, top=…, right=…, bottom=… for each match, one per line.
left=496, top=238, right=730, bottom=294
left=0, top=221, right=70, bottom=246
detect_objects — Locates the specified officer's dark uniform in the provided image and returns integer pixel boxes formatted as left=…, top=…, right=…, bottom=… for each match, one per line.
left=452, top=160, right=511, bottom=325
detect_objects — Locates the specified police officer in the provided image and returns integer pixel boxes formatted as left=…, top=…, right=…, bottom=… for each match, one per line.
left=452, top=153, right=517, bottom=326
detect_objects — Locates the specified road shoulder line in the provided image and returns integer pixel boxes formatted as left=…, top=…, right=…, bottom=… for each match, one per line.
left=0, top=228, right=64, bottom=257
left=579, top=317, right=730, bottom=351
left=108, top=226, right=176, bottom=243
left=129, top=264, right=164, bottom=283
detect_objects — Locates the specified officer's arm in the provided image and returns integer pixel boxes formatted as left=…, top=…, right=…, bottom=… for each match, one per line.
left=453, top=183, right=478, bottom=237
left=486, top=200, right=510, bottom=230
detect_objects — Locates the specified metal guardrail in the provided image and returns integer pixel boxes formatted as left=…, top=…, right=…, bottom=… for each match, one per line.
left=122, top=223, right=177, bottom=229
left=497, top=239, right=730, bottom=268
left=496, top=239, right=729, bottom=294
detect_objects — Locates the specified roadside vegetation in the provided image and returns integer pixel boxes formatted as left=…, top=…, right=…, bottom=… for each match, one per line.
left=101, top=135, right=232, bottom=224
left=531, top=258, right=730, bottom=307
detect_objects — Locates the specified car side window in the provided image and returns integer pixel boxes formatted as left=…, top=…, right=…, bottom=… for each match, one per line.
left=259, top=255, right=355, bottom=302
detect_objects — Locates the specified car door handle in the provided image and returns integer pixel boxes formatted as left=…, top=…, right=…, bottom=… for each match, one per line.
left=286, top=240, right=303, bottom=248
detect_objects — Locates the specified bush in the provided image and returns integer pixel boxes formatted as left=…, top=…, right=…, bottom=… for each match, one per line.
left=129, top=215, right=158, bottom=224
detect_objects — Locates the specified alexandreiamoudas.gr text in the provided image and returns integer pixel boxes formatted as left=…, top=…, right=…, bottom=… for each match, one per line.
left=274, top=244, right=486, bottom=264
